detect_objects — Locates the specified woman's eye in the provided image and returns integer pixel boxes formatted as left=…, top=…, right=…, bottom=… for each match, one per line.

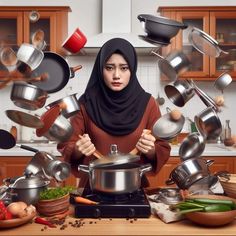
left=105, top=65, right=113, bottom=71
left=121, top=66, right=129, bottom=71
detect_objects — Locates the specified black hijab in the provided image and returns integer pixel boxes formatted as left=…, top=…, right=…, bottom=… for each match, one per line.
left=79, top=38, right=151, bottom=136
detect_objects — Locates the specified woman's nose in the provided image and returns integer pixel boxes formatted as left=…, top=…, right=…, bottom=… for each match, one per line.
left=113, top=68, right=120, bottom=79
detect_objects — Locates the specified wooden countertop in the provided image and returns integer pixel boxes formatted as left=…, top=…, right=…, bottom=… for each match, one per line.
left=1, top=215, right=236, bottom=236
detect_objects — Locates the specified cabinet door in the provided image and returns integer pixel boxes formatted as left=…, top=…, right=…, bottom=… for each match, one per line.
left=205, top=157, right=235, bottom=173
left=146, top=157, right=180, bottom=188
left=23, top=11, right=57, bottom=52
left=209, top=11, right=236, bottom=79
left=0, top=12, right=23, bottom=77
left=0, top=157, right=30, bottom=183
left=175, top=11, right=210, bottom=79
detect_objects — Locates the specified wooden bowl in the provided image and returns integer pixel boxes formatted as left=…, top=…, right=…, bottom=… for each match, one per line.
left=36, top=193, right=70, bottom=216
left=219, top=174, right=236, bottom=198
left=0, top=212, right=36, bottom=229
left=185, top=195, right=236, bottom=227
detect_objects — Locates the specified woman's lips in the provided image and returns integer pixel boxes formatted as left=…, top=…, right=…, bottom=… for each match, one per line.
left=111, top=82, right=122, bottom=87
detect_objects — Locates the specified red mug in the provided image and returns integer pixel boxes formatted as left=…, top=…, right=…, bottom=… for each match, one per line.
left=62, top=28, right=87, bottom=53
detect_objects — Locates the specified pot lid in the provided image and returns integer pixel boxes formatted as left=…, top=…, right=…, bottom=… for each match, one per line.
left=89, top=144, right=140, bottom=168
left=9, top=175, right=49, bottom=189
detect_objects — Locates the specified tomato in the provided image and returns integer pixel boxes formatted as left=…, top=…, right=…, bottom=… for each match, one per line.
left=0, top=201, right=6, bottom=211
left=4, top=210, right=13, bottom=220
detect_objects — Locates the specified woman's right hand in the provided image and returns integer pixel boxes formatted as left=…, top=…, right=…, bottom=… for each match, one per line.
left=75, top=134, right=96, bottom=156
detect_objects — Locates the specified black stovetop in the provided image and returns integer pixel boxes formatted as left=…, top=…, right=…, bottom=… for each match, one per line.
left=71, top=188, right=151, bottom=218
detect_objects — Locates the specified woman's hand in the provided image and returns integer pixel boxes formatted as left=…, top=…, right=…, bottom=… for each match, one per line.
left=75, top=134, right=96, bottom=157
left=136, top=129, right=156, bottom=158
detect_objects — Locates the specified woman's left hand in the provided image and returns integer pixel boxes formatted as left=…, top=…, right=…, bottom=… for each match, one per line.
left=136, top=129, right=156, bottom=157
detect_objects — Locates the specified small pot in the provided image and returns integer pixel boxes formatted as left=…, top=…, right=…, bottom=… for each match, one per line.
left=4, top=175, right=50, bottom=205
left=156, top=51, right=191, bottom=81
left=164, top=79, right=195, bottom=107
left=194, top=107, right=222, bottom=140
left=166, top=158, right=214, bottom=189
left=214, top=72, right=232, bottom=92
left=79, top=163, right=152, bottom=194
left=36, top=105, right=73, bottom=142
left=62, top=28, right=87, bottom=54
left=45, top=93, right=80, bottom=118
left=16, top=43, right=44, bottom=71
left=10, top=82, right=48, bottom=110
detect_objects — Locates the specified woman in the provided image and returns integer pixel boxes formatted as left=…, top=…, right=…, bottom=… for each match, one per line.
left=58, top=38, right=171, bottom=188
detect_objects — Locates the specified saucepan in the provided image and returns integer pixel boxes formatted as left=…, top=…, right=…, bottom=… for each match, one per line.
left=16, top=43, right=44, bottom=71
left=45, top=93, right=80, bottom=118
left=194, top=106, right=222, bottom=141
left=36, top=105, right=73, bottom=142
left=166, top=158, right=214, bottom=189
left=214, top=72, right=232, bottom=93
left=10, top=82, right=48, bottom=110
left=179, top=132, right=206, bottom=161
left=164, top=79, right=195, bottom=107
left=152, top=50, right=190, bottom=81
left=62, top=27, right=87, bottom=54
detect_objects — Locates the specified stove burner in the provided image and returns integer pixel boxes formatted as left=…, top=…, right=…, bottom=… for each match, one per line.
left=71, top=188, right=151, bottom=218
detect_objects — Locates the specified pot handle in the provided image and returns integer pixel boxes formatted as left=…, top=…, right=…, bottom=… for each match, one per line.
left=137, top=15, right=145, bottom=22
left=78, top=165, right=89, bottom=173
left=205, top=159, right=214, bottom=167
left=139, top=164, right=152, bottom=176
left=165, top=178, right=175, bottom=185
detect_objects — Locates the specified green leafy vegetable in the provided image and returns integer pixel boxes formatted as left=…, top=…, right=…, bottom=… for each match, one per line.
left=39, top=186, right=75, bottom=200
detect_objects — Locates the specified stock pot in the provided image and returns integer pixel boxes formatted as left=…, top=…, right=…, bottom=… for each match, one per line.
left=78, top=163, right=152, bottom=194
left=78, top=144, right=152, bottom=194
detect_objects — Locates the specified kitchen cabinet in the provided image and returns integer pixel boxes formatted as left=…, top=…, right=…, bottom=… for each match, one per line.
left=158, top=6, right=236, bottom=81
left=0, top=6, right=70, bottom=74
left=0, top=156, right=76, bottom=187
left=146, top=156, right=236, bottom=188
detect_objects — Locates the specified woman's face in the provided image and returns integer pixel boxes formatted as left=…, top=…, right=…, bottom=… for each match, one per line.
left=103, top=53, right=131, bottom=91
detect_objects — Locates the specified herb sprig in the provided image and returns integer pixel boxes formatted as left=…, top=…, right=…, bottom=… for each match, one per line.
left=39, top=186, right=75, bottom=200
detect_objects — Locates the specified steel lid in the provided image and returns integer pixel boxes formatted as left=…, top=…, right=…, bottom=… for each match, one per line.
left=89, top=144, right=140, bottom=168
left=9, top=175, right=49, bottom=189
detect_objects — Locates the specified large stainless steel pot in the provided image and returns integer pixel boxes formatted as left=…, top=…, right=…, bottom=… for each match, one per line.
left=166, top=158, right=214, bottom=189
left=78, top=163, right=152, bottom=194
left=3, top=175, right=50, bottom=205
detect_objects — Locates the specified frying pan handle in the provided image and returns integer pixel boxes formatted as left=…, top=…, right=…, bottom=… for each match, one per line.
left=16, top=144, right=39, bottom=153
left=69, top=65, right=82, bottom=78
